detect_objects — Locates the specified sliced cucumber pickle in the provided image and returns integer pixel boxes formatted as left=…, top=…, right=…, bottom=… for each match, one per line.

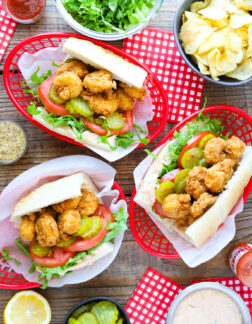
left=49, top=86, right=66, bottom=104
left=77, top=312, right=98, bottom=324
left=175, top=178, right=187, bottom=194
left=106, top=112, right=125, bottom=131
left=72, top=304, right=95, bottom=319
left=64, top=58, right=75, bottom=63
left=155, top=181, right=175, bottom=204
left=91, top=301, right=119, bottom=324
left=116, top=319, right=124, bottom=324
left=174, top=169, right=191, bottom=184
left=199, top=157, right=210, bottom=168
left=66, top=97, right=94, bottom=117
left=67, top=318, right=78, bottom=324
left=74, top=217, right=92, bottom=237
left=198, top=134, right=216, bottom=149
left=31, top=241, right=51, bottom=257
left=57, top=238, right=77, bottom=247
left=181, top=147, right=204, bottom=169
left=81, top=216, right=103, bottom=239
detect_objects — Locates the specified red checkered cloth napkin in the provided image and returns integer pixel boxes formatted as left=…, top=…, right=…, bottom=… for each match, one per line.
left=123, top=28, right=205, bottom=123
left=0, top=0, right=16, bottom=64
left=125, top=268, right=252, bottom=323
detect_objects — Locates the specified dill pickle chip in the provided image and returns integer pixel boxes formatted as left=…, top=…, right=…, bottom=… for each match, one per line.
left=106, top=112, right=125, bottom=131
left=199, top=157, right=210, bottom=168
left=91, top=301, right=119, bottom=324
left=181, top=147, right=204, bottom=169
left=66, top=97, right=94, bottom=117
left=68, top=318, right=78, bottom=324
left=31, top=241, right=51, bottom=257
left=81, top=216, right=103, bottom=239
left=174, top=169, right=191, bottom=184
left=77, top=312, right=98, bottom=324
left=49, top=86, right=66, bottom=104
left=155, top=181, right=175, bottom=203
left=116, top=318, right=124, bottom=324
left=175, top=178, right=187, bottom=194
left=57, top=237, right=76, bottom=247
left=198, top=134, right=216, bottom=149
left=72, top=304, right=95, bottom=319
left=74, top=217, right=92, bottom=237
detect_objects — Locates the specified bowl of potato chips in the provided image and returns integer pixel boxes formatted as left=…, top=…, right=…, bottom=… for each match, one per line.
left=173, top=0, right=252, bottom=85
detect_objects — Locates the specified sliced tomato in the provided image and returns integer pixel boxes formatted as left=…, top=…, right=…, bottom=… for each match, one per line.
left=83, top=110, right=133, bottom=136
left=30, top=242, right=75, bottom=268
left=153, top=200, right=171, bottom=219
left=63, top=204, right=114, bottom=252
left=159, top=169, right=181, bottom=184
left=37, top=73, right=69, bottom=116
left=177, top=131, right=217, bottom=168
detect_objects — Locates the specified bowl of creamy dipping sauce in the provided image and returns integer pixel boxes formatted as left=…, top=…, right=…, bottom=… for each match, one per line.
left=166, top=282, right=251, bottom=324
left=0, top=121, right=27, bottom=165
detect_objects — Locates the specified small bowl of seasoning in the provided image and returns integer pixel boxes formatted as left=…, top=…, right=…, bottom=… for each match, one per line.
left=166, top=282, right=251, bottom=324
left=0, top=121, right=27, bottom=165
left=3, top=0, right=46, bottom=24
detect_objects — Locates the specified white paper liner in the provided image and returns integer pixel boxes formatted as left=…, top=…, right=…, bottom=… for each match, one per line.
left=18, top=46, right=154, bottom=162
left=133, top=147, right=245, bottom=268
left=0, top=155, right=127, bottom=287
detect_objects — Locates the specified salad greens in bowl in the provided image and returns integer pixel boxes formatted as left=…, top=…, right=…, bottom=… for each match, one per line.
left=55, top=0, right=164, bottom=40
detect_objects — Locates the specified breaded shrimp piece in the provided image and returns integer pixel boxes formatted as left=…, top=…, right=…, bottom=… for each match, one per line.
left=52, top=71, right=83, bottom=101
left=83, top=70, right=116, bottom=93
left=117, top=88, right=135, bottom=111
left=58, top=210, right=81, bottom=241
left=82, top=90, right=119, bottom=116
left=35, top=212, right=59, bottom=247
left=20, top=215, right=36, bottom=241
left=190, top=192, right=217, bottom=219
left=162, top=194, right=191, bottom=220
left=119, top=82, right=146, bottom=101
left=185, top=166, right=207, bottom=200
left=205, top=159, right=233, bottom=193
left=78, top=190, right=99, bottom=217
left=204, top=137, right=227, bottom=165
left=225, top=136, right=246, bottom=160
left=56, top=60, right=89, bottom=79
left=52, top=196, right=82, bottom=214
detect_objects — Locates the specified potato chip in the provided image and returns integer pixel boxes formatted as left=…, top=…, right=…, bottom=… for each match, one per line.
left=183, top=11, right=201, bottom=24
left=247, top=24, right=252, bottom=56
left=194, top=53, right=209, bottom=65
left=212, top=18, right=229, bottom=29
left=190, top=0, right=210, bottom=13
left=230, top=9, right=252, bottom=28
left=179, top=18, right=215, bottom=54
left=199, top=0, right=237, bottom=20
left=226, top=58, right=252, bottom=79
left=234, top=26, right=249, bottom=47
left=198, top=28, right=229, bottom=54
left=208, top=48, right=243, bottom=75
left=197, top=61, right=210, bottom=75
left=231, top=0, right=252, bottom=10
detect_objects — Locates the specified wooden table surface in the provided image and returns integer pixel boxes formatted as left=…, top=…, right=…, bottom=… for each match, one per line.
left=0, top=0, right=252, bottom=322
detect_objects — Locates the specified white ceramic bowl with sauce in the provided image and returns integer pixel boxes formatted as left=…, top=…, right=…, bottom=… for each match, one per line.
left=166, top=282, right=251, bottom=324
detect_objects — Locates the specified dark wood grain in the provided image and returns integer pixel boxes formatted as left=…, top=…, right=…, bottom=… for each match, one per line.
left=1, top=0, right=252, bottom=322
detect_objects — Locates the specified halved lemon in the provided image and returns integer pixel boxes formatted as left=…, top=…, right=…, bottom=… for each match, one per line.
left=3, top=290, right=51, bottom=324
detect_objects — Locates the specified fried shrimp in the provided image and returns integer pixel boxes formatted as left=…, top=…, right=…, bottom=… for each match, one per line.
left=225, top=136, right=246, bottom=160
left=35, top=212, right=59, bottom=247
left=82, top=90, right=119, bottom=116
left=58, top=210, right=81, bottom=241
left=185, top=166, right=207, bottom=199
left=119, top=82, right=146, bottom=101
left=83, top=70, right=117, bottom=93
left=52, top=71, right=83, bottom=101
left=205, top=159, right=233, bottom=193
left=204, top=137, right=227, bottom=165
left=190, top=192, right=217, bottom=220
left=52, top=196, right=82, bottom=214
left=78, top=190, right=99, bottom=217
left=162, top=194, right=191, bottom=220
left=20, top=215, right=36, bottom=241
left=56, top=60, right=89, bottom=79
left=117, top=88, right=135, bottom=111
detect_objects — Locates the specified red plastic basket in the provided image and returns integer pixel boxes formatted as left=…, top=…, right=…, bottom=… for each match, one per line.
left=3, top=32, right=169, bottom=149
left=0, top=181, right=127, bottom=289
left=129, top=105, right=252, bottom=259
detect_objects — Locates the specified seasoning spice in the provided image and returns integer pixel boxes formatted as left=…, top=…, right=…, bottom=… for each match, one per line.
left=0, top=121, right=27, bottom=163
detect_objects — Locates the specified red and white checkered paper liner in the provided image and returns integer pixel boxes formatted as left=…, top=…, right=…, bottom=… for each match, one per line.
left=0, top=0, right=16, bottom=64
left=123, top=28, right=205, bottom=123
left=125, top=268, right=252, bottom=323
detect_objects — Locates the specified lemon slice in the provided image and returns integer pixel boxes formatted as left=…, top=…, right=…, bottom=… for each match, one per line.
left=3, top=290, right=51, bottom=324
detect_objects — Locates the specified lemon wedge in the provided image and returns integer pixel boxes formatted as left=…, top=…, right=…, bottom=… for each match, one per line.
left=3, top=290, right=51, bottom=324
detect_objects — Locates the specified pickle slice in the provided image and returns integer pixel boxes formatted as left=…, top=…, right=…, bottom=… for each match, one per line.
left=106, top=112, right=125, bottom=131
left=175, top=178, right=186, bottom=194
left=74, top=217, right=92, bottom=237
left=66, top=97, right=94, bottom=117
left=72, top=304, right=95, bottom=319
left=56, top=237, right=77, bottom=247
left=174, top=169, right=191, bottom=184
left=68, top=318, right=78, bottom=324
left=81, top=216, right=103, bottom=239
left=31, top=241, right=51, bottom=257
left=199, top=157, right=210, bottom=168
left=181, top=147, right=204, bottom=169
left=155, top=181, right=175, bottom=204
left=198, top=134, right=216, bottom=149
left=49, top=86, right=66, bottom=104
left=116, top=319, right=124, bottom=324
left=77, top=312, right=98, bottom=324
left=91, top=301, right=119, bottom=324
